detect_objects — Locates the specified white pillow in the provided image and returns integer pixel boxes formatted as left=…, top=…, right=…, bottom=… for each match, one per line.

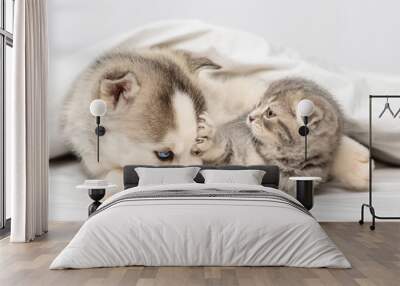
left=200, top=169, right=266, bottom=185
left=135, top=167, right=200, bottom=186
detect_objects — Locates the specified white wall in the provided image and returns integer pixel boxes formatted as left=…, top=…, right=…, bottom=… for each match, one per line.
left=48, top=0, right=400, bottom=74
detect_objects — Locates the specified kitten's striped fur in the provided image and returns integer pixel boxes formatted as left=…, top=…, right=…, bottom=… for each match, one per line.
left=192, top=78, right=344, bottom=192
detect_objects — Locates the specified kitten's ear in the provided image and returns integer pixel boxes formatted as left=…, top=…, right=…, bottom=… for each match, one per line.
left=100, top=72, right=140, bottom=109
left=308, top=106, right=324, bottom=127
left=178, top=51, right=221, bottom=72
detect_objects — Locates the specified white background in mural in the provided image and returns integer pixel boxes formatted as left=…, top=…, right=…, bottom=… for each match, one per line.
left=49, top=0, right=400, bottom=73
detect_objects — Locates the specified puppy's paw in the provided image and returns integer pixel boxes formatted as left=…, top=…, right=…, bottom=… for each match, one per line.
left=191, top=112, right=216, bottom=157
left=331, top=136, right=372, bottom=191
left=197, top=112, right=216, bottom=139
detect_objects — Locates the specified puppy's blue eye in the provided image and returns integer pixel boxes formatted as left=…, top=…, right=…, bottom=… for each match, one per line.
left=155, top=150, right=174, bottom=161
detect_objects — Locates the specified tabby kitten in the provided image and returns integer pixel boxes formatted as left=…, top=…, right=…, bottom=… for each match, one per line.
left=191, top=78, right=343, bottom=192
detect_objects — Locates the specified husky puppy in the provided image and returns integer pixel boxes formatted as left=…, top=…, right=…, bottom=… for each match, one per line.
left=62, top=49, right=220, bottom=190
left=191, top=78, right=369, bottom=191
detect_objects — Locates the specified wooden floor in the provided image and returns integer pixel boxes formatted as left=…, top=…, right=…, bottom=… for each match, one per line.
left=0, top=222, right=399, bottom=286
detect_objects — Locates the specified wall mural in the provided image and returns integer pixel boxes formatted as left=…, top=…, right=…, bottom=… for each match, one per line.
left=60, top=45, right=368, bottom=192
left=43, top=20, right=396, bottom=199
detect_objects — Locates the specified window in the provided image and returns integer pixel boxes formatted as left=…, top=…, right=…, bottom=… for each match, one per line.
left=0, top=0, right=14, bottom=236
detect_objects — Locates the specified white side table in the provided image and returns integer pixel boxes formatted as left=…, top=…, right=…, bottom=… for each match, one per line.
left=77, top=181, right=117, bottom=216
left=289, top=177, right=321, bottom=210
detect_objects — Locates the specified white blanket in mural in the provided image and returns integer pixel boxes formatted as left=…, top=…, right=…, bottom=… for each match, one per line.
left=50, top=183, right=350, bottom=269
left=50, top=20, right=400, bottom=162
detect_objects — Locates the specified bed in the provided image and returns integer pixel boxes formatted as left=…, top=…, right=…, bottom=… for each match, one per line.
left=50, top=165, right=350, bottom=269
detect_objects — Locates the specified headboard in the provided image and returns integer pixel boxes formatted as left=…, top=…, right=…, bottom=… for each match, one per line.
left=123, top=165, right=280, bottom=189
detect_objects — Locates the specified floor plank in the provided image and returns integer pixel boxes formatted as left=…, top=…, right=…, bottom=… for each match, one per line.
left=0, top=222, right=399, bottom=286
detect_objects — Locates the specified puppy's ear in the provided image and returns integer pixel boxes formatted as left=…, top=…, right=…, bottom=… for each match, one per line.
left=188, top=56, right=221, bottom=72
left=100, top=72, right=140, bottom=109
left=178, top=51, right=221, bottom=72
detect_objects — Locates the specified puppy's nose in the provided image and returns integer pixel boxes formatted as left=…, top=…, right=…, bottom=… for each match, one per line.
left=248, top=115, right=255, bottom=122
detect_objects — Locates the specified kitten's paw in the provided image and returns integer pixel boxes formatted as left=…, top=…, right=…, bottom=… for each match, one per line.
left=191, top=112, right=216, bottom=156
left=331, top=136, right=372, bottom=191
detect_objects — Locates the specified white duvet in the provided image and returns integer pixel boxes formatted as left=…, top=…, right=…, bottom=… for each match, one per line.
left=50, top=183, right=350, bottom=269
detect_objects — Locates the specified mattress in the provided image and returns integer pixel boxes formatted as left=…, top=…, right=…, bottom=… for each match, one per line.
left=49, top=158, right=400, bottom=222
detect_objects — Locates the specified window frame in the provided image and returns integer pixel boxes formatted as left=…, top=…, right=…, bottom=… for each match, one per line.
left=0, top=0, right=14, bottom=236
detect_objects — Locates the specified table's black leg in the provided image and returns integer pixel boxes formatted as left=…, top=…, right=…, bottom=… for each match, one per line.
left=88, top=201, right=102, bottom=216
left=296, top=181, right=314, bottom=210
left=88, top=189, right=105, bottom=216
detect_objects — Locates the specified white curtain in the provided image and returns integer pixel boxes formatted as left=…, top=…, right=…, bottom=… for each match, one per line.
left=8, top=0, right=49, bottom=242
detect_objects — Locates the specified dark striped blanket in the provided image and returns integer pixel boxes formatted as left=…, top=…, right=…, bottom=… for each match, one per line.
left=91, top=189, right=312, bottom=217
